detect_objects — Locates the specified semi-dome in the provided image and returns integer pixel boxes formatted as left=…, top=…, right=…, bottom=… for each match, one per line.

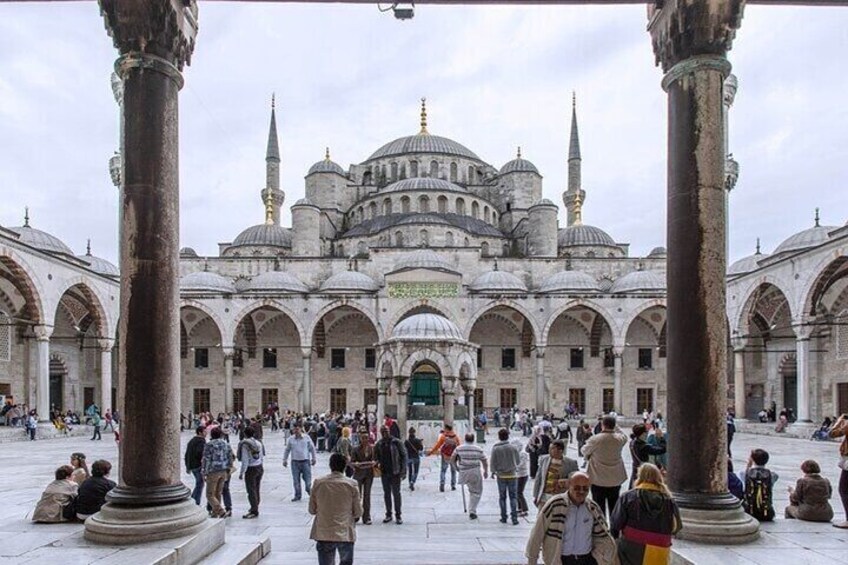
left=232, top=224, right=292, bottom=248
left=647, top=246, right=667, bottom=258
left=531, top=198, right=557, bottom=208
left=558, top=224, right=618, bottom=248
left=469, top=270, right=528, bottom=293
left=610, top=270, right=666, bottom=294
left=180, top=247, right=199, bottom=258
left=379, top=177, right=468, bottom=194
left=392, top=249, right=459, bottom=274
left=246, top=271, right=308, bottom=293
left=366, top=134, right=480, bottom=162
left=773, top=224, right=836, bottom=256
left=78, top=253, right=119, bottom=277
left=391, top=313, right=464, bottom=341
left=292, top=198, right=318, bottom=208
left=728, top=252, right=768, bottom=276
left=319, top=270, right=379, bottom=293
left=180, top=271, right=236, bottom=293
left=499, top=154, right=540, bottom=175
left=11, top=225, right=74, bottom=256
left=538, top=270, right=599, bottom=293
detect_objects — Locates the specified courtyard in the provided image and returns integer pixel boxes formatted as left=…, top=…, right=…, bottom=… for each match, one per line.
left=0, top=427, right=845, bottom=564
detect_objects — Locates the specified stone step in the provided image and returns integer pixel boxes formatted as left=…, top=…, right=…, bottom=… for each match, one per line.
left=201, top=535, right=271, bottom=565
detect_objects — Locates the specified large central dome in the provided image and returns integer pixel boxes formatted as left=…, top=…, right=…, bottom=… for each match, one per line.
left=366, top=133, right=480, bottom=162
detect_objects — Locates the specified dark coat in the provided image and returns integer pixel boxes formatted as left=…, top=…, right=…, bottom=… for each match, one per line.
left=610, top=485, right=681, bottom=565
left=76, top=476, right=116, bottom=517
left=185, top=436, right=206, bottom=470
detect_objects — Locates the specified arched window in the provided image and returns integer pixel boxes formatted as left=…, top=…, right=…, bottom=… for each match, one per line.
left=358, top=241, right=368, bottom=256
left=383, top=198, right=393, bottom=215
left=456, top=198, right=466, bottom=215
left=430, top=160, right=439, bottom=178
left=503, top=242, right=510, bottom=256
left=445, top=231, right=454, bottom=247
left=467, top=165, right=474, bottom=184
left=492, top=211, right=498, bottom=224
left=401, top=196, right=411, bottom=214
left=338, top=243, right=345, bottom=257
left=481, top=241, right=489, bottom=256
left=399, top=163, right=407, bottom=180
left=484, top=206, right=490, bottom=223
left=395, top=231, right=404, bottom=247
left=358, top=207, right=364, bottom=223
left=464, top=237, right=469, bottom=246
left=391, top=162, right=398, bottom=181
left=472, top=201, right=479, bottom=219
left=363, top=169, right=372, bottom=185
left=450, top=162, right=458, bottom=182
left=418, top=195, right=430, bottom=213
left=419, top=229, right=429, bottom=246
left=410, top=160, right=419, bottom=177
left=437, top=195, right=448, bottom=214
left=369, top=202, right=377, bottom=219
left=586, top=251, right=596, bottom=258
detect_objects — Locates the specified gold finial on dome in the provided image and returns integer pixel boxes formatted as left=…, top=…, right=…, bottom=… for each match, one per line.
left=517, top=146, right=522, bottom=159
left=86, top=239, right=92, bottom=256
left=573, top=193, right=583, bottom=226
left=325, top=147, right=331, bottom=161
left=419, top=97, right=428, bottom=135
left=264, top=192, right=275, bottom=225
left=271, top=92, right=275, bottom=110
left=23, top=206, right=30, bottom=227
left=814, top=207, right=820, bottom=227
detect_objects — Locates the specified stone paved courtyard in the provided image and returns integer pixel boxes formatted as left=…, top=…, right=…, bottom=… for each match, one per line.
left=0, top=427, right=845, bottom=564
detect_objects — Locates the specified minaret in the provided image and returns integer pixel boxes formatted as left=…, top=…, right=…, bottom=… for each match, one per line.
left=563, top=92, right=586, bottom=227
left=261, top=94, right=285, bottom=226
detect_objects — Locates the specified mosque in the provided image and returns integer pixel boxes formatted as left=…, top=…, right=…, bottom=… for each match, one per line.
left=1, top=84, right=846, bottom=429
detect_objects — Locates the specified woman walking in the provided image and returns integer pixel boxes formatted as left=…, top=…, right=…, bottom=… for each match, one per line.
left=785, top=459, right=834, bottom=522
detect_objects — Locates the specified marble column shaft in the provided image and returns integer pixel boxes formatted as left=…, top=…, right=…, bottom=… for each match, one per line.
left=301, top=352, right=312, bottom=414
left=796, top=337, right=811, bottom=422
left=613, top=349, right=623, bottom=414
left=733, top=349, right=745, bottom=418
left=534, top=349, right=545, bottom=413
left=34, top=326, right=52, bottom=421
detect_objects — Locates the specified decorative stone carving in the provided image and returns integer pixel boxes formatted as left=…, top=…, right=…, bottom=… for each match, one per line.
left=387, top=282, right=458, bottom=299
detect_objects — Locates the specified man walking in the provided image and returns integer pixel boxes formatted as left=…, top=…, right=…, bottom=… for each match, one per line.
left=490, top=428, right=521, bottom=525
left=350, top=427, right=376, bottom=524
left=184, top=426, right=206, bottom=505
left=581, top=415, right=627, bottom=519
left=451, top=432, right=488, bottom=519
left=283, top=424, right=317, bottom=501
left=427, top=423, right=461, bottom=492
left=309, top=453, right=362, bottom=565
left=374, top=425, right=407, bottom=524
left=90, top=411, right=102, bottom=441
left=525, top=471, right=615, bottom=565
left=238, top=426, right=265, bottom=519
left=533, top=439, right=579, bottom=508
left=202, top=427, right=234, bottom=518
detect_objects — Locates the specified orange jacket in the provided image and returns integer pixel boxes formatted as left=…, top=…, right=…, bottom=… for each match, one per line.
left=427, top=431, right=461, bottom=458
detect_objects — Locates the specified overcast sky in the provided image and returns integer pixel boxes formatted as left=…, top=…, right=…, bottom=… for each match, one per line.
left=1, top=3, right=846, bottom=265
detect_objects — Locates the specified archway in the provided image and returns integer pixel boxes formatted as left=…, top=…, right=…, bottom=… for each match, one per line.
left=408, top=361, right=441, bottom=406
left=181, top=305, right=225, bottom=413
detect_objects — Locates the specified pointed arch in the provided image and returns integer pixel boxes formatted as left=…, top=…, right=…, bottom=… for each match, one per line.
left=0, top=246, right=46, bottom=324
left=180, top=298, right=230, bottom=346
left=541, top=299, right=617, bottom=346
left=465, top=299, right=541, bottom=344
left=800, top=253, right=848, bottom=317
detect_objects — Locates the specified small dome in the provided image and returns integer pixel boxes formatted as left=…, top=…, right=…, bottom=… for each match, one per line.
left=292, top=198, right=318, bottom=208
left=379, top=177, right=468, bottom=194
left=610, top=270, right=666, bottom=294
left=232, top=224, right=292, bottom=248
left=308, top=157, right=345, bottom=176
left=180, top=247, right=198, bottom=257
left=11, top=225, right=74, bottom=256
left=319, top=271, right=379, bottom=293
left=391, top=313, right=464, bottom=341
left=366, top=134, right=480, bottom=162
left=531, top=198, right=557, bottom=208
left=728, top=252, right=768, bottom=276
left=558, top=225, right=618, bottom=248
left=180, top=271, right=236, bottom=293
left=647, top=246, right=667, bottom=258
left=469, top=270, right=528, bottom=293
left=773, top=225, right=836, bottom=255
left=499, top=157, right=540, bottom=175
left=393, top=249, right=458, bottom=274
left=78, top=253, right=119, bottom=277
left=246, top=271, right=308, bottom=293
left=539, top=270, right=599, bottom=293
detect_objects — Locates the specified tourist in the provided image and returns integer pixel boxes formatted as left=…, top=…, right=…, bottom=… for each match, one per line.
left=582, top=414, right=628, bottom=519
left=525, top=471, right=615, bottom=565
left=451, top=432, right=488, bottom=519
left=513, top=438, right=531, bottom=517
left=610, top=463, right=681, bottom=565
left=70, top=452, right=90, bottom=486
left=428, top=423, right=461, bottom=492
left=335, top=426, right=353, bottom=477
left=90, top=410, right=102, bottom=441
left=828, top=414, right=848, bottom=528
left=184, top=426, right=206, bottom=505
left=309, top=453, right=362, bottom=565
left=727, top=409, right=736, bottom=457
left=775, top=410, right=788, bottom=433
left=490, top=428, right=521, bottom=525
left=478, top=410, right=488, bottom=434
left=628, top=424, right=666, bottom=488
left=202, top=427, right=234, bottom=518
left=740, top=448, right=778, bottom=522
left=76, top=460, right=116, bottom=520
left=784, top=459, right=834, bottom=522
left=576, top=420, right=592, bottom=468
left=25, top=410, right=37, bottom=440
left=374, top=425, right=407, bottom=524
left=526, top=425, right=549, bottom=479
left=404, top=427, right=424, bottom=490
left=238, top=426, right=265, bottom=519
left=728, top=460, right=744, bottom=500
left=557, top=418, right=573, bottom=444
left=283, top=424, right=317, bottom=501
left=350, top=427, right=376, bottom=524
left=32, top=465, right=78, bottom=523
left=533, top=439, right=578, bottom=508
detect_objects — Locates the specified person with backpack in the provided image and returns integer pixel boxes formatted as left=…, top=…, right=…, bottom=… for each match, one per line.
left=32, top=465, right=78, bottom=523
left=427, top=423, right=461, bottom=492
left=202, top=427, right=235, bottom=518
left=374, top=425, right=407, bottom=524
left=316, top=418, right=328, bottom=452
left=238, top=426, right=265, bottom=519
left=451, top=432, right=488, bottom=519
left=785, top=459, right=834, bottom=523
left=404, top=427, right=424, bottom=491
left=90, top=411, right=102, bottom=441
left=740, top=448, right=778, bottom=522
left=829, top=414, right=848, bottom=529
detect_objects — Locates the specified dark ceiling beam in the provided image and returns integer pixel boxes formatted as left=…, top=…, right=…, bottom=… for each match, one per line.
left=8, top=1, right=848, bottom=5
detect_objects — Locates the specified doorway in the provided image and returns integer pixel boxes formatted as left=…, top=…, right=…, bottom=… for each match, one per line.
left=408, top=363, right=441, bottom=406
left=49, top=374, right=63, bottom=412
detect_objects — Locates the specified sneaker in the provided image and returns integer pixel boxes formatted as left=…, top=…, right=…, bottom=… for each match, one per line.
left=410, top=484, right=415, bottom=491
left=469, top=513, right=478, bottom=520
left=395, top=517, right=403, bottom=524
left=439, top=484, right=445, bottom=492
left=833, top=521, right=848, bottom=529
left=512, top=518, right=520, bottom=525
left=451, top=485, right=456, bottom=491
left=383, top=516, right=393, bottom=523
left=363, top=519, right=372, bottom=525
left=242, top=512, right=257, bottom=519
left=499, top=517, right=507, bottom=524
left=224, top=510, right=233, bottom=518
left=291, top=497, right=301, bottom=502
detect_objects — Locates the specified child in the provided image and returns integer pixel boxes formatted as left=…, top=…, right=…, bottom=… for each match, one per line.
left=741, top=448, right=778, bottom=521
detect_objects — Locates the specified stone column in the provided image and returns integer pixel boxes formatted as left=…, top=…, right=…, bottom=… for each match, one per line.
left=376, top=376, right=390, bottom=424
left=34, top=325, right=52, bottom=421
left=733, top=347, right=746, bottom=418
left=223, top=347, right=234, bottom=413
left=396, top=376, right=409, bottom=437
left=442, top=376, right=457, bottom=426
left=795, top=335, right=811, bottom=422
left=648, top=0, right=758, bottom=543
left=534, top=347, right=546, bottom=413
left=86, top=0, right=206, bottom=545
left=99, top=339, right=114, bottom=413
left=301, top=348, right=312, bottom=415
left=613, top=346, right=624, bottom=415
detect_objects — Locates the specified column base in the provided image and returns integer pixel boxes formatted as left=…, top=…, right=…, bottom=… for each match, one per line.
left=675, top=494, right=759, bottom=544
left=84, top=498, right=209, bottom=545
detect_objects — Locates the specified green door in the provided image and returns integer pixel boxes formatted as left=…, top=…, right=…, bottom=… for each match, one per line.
left=409, top=373, right=441, bottom=406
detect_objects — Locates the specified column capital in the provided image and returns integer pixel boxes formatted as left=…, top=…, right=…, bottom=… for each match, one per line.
left=33, top=324, right=53, bottom=341
left=301, top=347, right=313, bottom=359
left=534, top=346, right=546, bottom=358
left=396, top=375, right=411, bottom=395
left=101, top=0, right=198, bottom=70
left=648, top=0, right=745, bottom=73
left=441, top=375, right=457, bottom=394
left=98, top=338, right=115, bottom=352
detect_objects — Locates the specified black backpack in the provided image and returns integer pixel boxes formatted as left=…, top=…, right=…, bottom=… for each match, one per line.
left=743, top=467, right=775, bottom=521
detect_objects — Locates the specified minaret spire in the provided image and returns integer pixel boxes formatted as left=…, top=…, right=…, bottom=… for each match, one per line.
left=261, top=94, right=284, bottom=226
left=563, top=91, right=586, bottom=226
left=569, top=91, right=581, bottom=161
left=419, top=97, right=429, bottom=135
left=266, top=94, right=280, bottom=164
left=814, top=208, right=820, bottom=227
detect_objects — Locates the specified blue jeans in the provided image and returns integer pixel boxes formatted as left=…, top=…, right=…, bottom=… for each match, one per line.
left=190, top=468, right=204, bottom=505
left=316, top=541, right=354, bottom=565
left=497, top=477, right=518, bottom=521
left=439, top=458, right=456, bottom=487
left=291, top=460, right=312, bottom=499
left=407, top=458, right=420, bottom=485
